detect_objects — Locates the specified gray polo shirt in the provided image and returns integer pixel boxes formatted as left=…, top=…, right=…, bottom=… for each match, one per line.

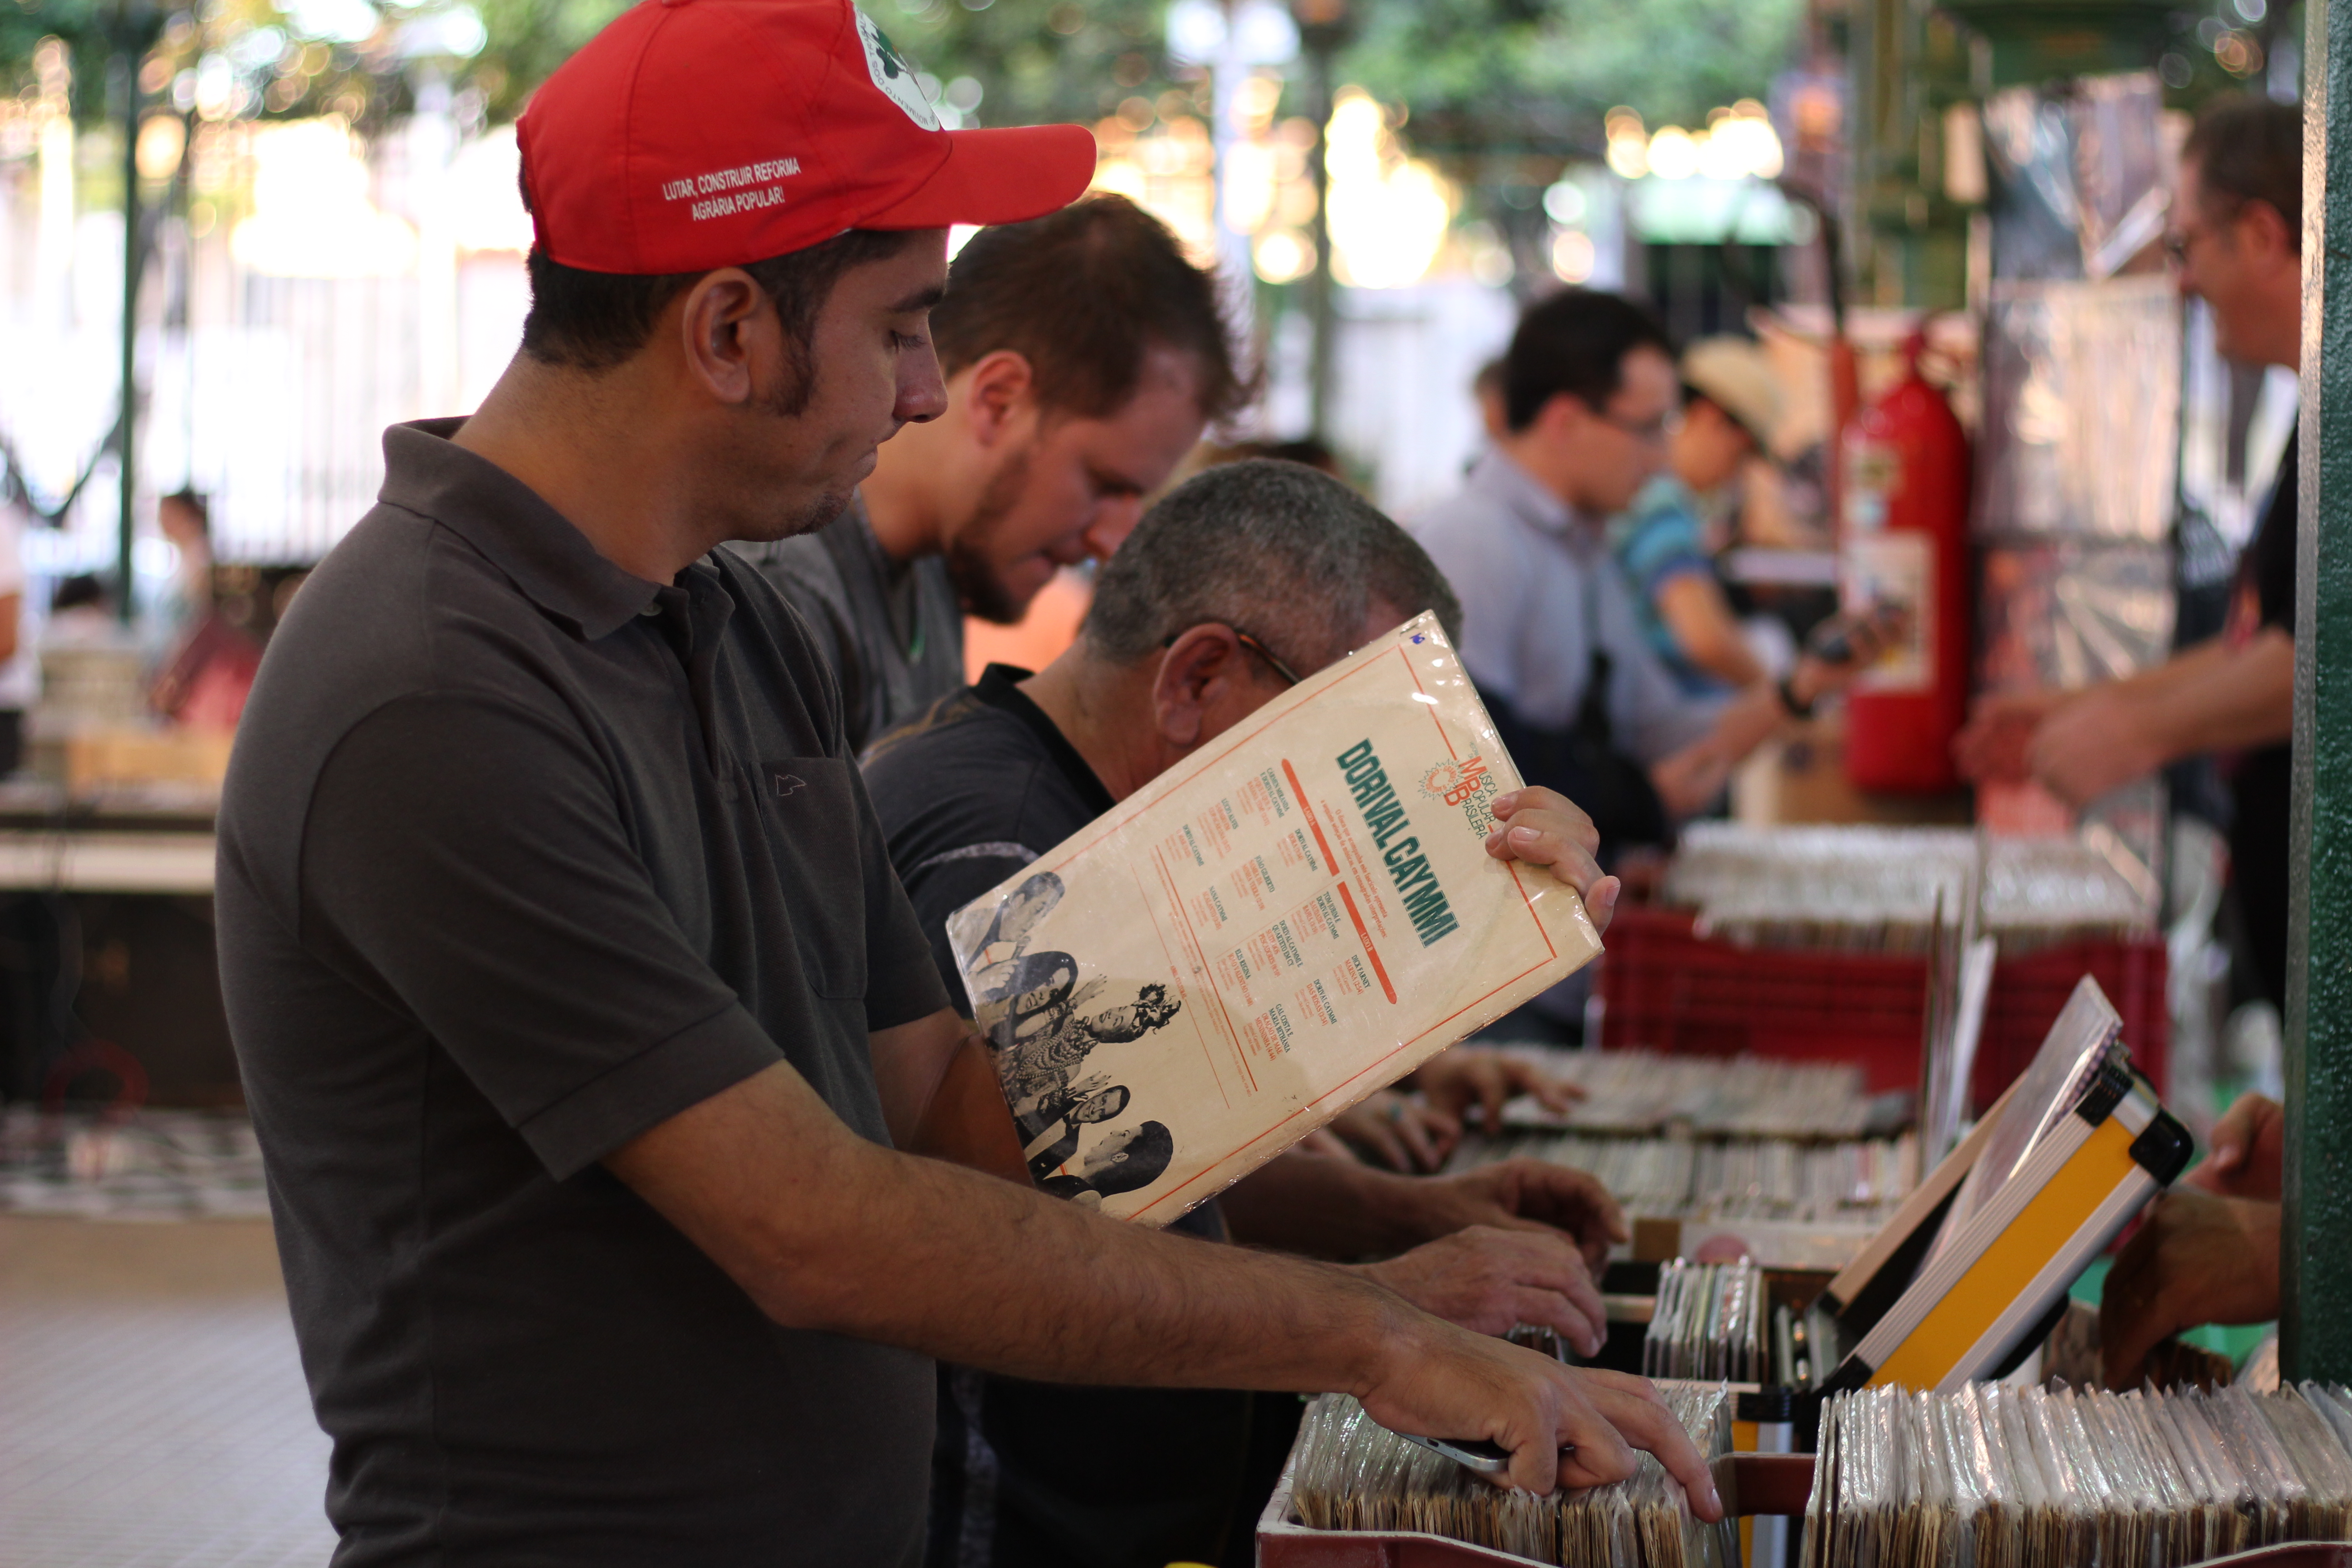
left=736, top=498, right=966, bottom=754
left=216, top=418, right=951, bottom=1566
left=1412, top=450, right=1720, bottom=764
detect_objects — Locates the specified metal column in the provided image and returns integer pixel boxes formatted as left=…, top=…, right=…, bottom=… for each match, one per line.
left=2286, top=0, right=2352, bottom=1383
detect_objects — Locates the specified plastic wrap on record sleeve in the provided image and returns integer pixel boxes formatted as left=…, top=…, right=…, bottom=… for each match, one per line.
left=1974, top=277, right=2181, bottom=544
left=945, top=613, right=1602, bottom=1225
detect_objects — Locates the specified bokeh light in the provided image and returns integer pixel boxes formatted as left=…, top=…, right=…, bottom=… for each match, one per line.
left=1324, top=88, right=1453, bottom=289
left=1550, top=229, right=1596, bottom=283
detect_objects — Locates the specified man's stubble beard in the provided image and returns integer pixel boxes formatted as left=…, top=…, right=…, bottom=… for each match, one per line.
left=942, top=438, right=1038, bottom=626
left=722, top=363, right=877, bottom=546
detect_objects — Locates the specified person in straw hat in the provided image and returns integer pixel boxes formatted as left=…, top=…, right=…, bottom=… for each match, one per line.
left=1605, top=334, right=1787, bottom=696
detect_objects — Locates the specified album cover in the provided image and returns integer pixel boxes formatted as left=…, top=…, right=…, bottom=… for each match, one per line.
left=946, top=612, right=1603, bottom=1224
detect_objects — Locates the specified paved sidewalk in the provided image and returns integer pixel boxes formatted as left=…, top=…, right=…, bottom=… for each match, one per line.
left=0, top=1217, right=334, bottom=1568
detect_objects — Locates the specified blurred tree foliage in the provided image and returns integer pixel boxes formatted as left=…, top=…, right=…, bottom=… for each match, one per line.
left=419, top=0, right=1187, bottom=125
left=3, top=0, right=1802, bottom=138
left=0, top=0, right=2293, bottom=165
left=1337, top=0, right=1806, bottom=159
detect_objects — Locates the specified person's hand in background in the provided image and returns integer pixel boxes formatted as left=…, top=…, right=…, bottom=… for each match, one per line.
left=1953, top=689, right=2069, bottom=783
left=2024, top=685, right=2168, bottom=806
left=1398, top=1157, right=1627, bottom=1274
left=2098, top=1188, right=2280, bottom=1390
left=1650, top=745, right=1737, bottom=821
left=1417, top=1046, right=1584, bottom=1134
left=1352, top=1224, right=1607, bottom=1354
left=1784, top=601, right=1909, bottom=708
left=2189, top=1092, right=2284, bottom=1201
left=1323, top=1089, right=1461, bottom=1173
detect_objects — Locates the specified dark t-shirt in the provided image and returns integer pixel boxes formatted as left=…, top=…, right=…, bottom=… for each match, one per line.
left=2232, top=431, right=2297, bottom=1009
left=862, top=667, right=1251, bottom=1568
left=215, top=420, right=952, bottom=1567
left=736, top=499, right=967, bottom=756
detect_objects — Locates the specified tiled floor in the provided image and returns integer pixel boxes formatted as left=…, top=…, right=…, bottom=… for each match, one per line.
left=0, top=1217, right=336, bottom=1567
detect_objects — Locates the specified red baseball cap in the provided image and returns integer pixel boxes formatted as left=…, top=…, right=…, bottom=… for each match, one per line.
left=517, top=0, right=1097, bottom=274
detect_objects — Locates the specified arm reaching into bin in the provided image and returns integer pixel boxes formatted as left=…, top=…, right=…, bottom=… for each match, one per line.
left=609, top=1053, right=1722, bottom=1508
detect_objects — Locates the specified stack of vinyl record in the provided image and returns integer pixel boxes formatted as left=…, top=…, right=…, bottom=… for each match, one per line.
left=1801, top=1381, right=2352, bottom=1568
left=1660, top=824, right=2154, bottom=954
left=1289, top=1382, right=1738, bottom=1568
left=1459, top=1130, right=1918, bottom=1233
left=1493, top=1049, right=1885, bottom=1139
left=1643, top=1261, right=1768, bottom=1384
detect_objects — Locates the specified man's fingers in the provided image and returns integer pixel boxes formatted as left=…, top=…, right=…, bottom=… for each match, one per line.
left=1577, top=1379, right=1723, bottom=1519
left=1360, top=1120, right=1414, bottom=1172
left=1396, top=1111, right=1442, bottom=1172
left=1476, top=1068, right=1512, bottom=1133
left=1490, top=788, right=1601, bottom=853
left=1483, top=814, right=1617, bottom=931
left=1509, top=1161, right=1632, bottom=1246
left=1496, top=1286, right=1602, bottom=1357
left=1541, top=1382, right=1640, bottom=1494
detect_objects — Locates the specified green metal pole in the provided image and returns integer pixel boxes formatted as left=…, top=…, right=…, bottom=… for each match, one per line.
left=115, top=48, right=140, bottom=626
left=2285, top=0, right=2352, bottom=1383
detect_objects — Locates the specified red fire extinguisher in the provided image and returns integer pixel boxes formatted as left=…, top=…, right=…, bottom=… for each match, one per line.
left=1839, top=331, right=1971, bottom=794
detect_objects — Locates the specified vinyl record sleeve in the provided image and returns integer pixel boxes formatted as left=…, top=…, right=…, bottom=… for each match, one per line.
left=946, top=612, right=1603, bottom=1225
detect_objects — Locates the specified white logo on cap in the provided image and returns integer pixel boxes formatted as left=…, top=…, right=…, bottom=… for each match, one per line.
left=856, top=10, right=939, bottom=132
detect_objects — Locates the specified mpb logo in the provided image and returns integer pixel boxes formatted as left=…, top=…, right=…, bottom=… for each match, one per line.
left=1420, top=755, right=1490, bottom=807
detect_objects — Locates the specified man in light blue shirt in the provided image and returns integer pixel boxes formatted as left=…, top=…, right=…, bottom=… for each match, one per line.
left=1416, top=291, right=1846, bottom=858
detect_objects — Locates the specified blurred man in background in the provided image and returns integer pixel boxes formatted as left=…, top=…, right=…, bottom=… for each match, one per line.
left=1414, top=289, right=1865, bottom=866
left=1954, top=96, right=2301, bottom=1010
left=745, top=194, right=1246, bottom=751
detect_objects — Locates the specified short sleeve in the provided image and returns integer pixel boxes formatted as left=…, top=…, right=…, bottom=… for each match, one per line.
left=853, top=763, right=958, bottom=1030
left=299, top=692, right=783, bottom=1180
left=1612, top=488, right=1712, bottom=597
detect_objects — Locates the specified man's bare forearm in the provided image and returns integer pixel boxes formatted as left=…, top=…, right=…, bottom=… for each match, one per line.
left=611, top=1061, right=1417, bottom=1394
left=1220, top=1147, right=1443, bottom=1259
left=2138, top=628, right=2293, bottom=760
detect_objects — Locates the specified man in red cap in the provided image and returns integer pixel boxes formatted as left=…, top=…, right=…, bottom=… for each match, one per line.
left=215, top=3, right=1716, bottom=1563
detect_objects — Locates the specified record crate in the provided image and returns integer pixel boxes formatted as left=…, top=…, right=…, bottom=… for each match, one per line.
left=1592, top=906, right=2167, bottom=1102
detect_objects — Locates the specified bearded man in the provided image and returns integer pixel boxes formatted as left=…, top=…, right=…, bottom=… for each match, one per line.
left=743, top=194, right=1244, bottom=751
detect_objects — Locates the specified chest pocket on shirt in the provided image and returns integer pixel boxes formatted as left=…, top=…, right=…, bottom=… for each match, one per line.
left=760, top=757, right=867, bottom=1000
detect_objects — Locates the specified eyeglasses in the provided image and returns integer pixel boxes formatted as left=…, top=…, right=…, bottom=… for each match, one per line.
left=2165, top=203, right=2244, bottom=266
left=1597, top=406, right=1683, bottom=447
left=1162, top=625, right=1302, bottom=687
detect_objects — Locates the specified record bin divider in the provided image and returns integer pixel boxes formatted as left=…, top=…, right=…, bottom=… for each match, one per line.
left=1592, top=906, right=2168, bottom=1101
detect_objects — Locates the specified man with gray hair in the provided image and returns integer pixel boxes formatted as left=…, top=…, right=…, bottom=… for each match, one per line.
left=864, top=459, right=1642, bottom=1568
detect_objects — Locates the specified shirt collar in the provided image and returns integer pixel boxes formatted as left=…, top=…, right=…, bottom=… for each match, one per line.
left=377, top=418, right=665, bottom=640
left=1470, top=447, right=1603, bottom=544
left=971, top=663, right=1117, bottom=816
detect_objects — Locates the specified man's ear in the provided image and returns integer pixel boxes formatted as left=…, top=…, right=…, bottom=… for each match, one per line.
left=961, top=349, right=1038, bottom=446
left=674, top=268, right=776, bottom=407
left=1532, top=389, right=1591, bottom=443
left=1152, top=624, right=1253, bottom=750
left=2242, top=198, right=2299, bottom=269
